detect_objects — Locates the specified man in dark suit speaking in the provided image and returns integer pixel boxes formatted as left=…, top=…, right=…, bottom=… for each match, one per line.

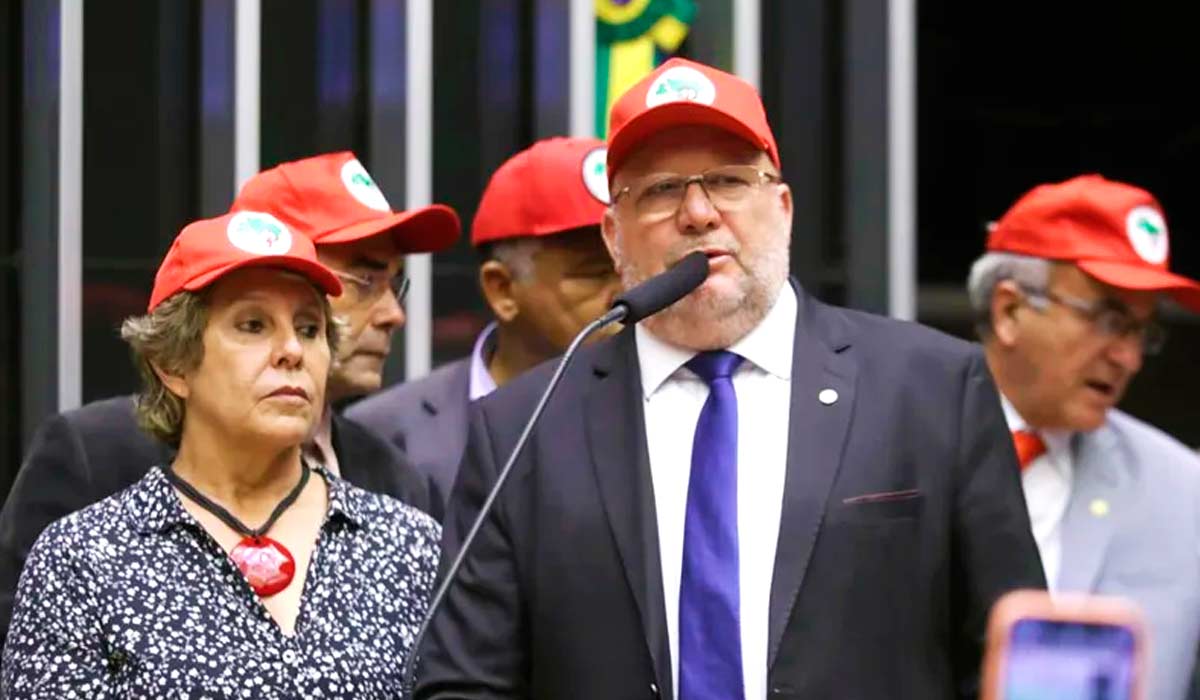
left=415, top=58, right=1045, bottom=700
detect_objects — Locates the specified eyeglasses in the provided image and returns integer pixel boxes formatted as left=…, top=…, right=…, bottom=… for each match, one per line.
left=611, top=165, right=782, bottom=222
left=331, top=269, right=410, bottom=306
left=1018, top=285, right=1166, bottom=355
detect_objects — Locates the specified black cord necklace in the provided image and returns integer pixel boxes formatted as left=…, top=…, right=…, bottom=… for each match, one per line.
left=163, top=462, right=311, bottom=597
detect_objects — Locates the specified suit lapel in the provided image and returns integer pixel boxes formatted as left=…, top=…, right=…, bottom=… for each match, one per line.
left=585, top=329, right=674, bottom=700
left=768, top=286, right=858, bottom=669
left=1056, top=426, right=1123, bottom=592
left=421, top=359, right=473, bottom=497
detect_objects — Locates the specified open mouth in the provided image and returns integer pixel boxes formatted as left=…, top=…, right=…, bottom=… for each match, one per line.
left=1084, top=379, right=1116, bottom=398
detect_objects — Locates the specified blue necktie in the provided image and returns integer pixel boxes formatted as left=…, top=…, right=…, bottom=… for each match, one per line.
left=678, top=350, right=744, bottom=700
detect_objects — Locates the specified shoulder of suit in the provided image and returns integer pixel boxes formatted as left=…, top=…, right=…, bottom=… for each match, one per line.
left=473, top=331, right=619, bottom=417
left=347, top=357, right=471, bottom=423
left=810, top=297, right=981, bottom=364
left=53, top=395, right=166, bottom=456
left=1105, top=409, right=1200, bottom=473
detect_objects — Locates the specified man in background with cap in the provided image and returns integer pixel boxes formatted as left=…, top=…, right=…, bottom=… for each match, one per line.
left=348, top=137, right=620, bottom=510
left=0, top=152, right=458, bottom=645
left=968, top=174, right=1200, bottom=700
left=416, top=58, right=1043, bottom=700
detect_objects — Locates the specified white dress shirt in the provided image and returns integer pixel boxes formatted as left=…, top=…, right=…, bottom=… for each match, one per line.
left=1000, top=395, right=1074, bottom=591
left=468, top=322, right=500, bottom=401
left=637, top=285, right=796, bottom=700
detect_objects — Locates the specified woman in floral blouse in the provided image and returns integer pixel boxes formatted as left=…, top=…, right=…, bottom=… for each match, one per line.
left=1, top=211, right=440, bottom=698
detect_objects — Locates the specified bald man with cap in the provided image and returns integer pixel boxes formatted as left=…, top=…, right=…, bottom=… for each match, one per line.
left=968, top=174, right=1200, bottom=700
left=0, top=152, right=458, bottom=644
left=349, top=137, right=620, bottom=509
left=415, top=58, right=1043, bottom=700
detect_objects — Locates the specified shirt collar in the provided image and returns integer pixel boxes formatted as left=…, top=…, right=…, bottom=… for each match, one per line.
left=469, top=322, right=499, bottom=401
left=125, top=462, right=366, bottom=536
left=998, top=394, right=1074, bottom=461
left=635, top=283, right=797, bottom=399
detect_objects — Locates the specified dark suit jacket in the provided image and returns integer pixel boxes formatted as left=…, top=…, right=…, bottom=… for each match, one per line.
left=0, top=395, right=436, bottom=646
left=347, top=357, right=472, bottom=512
left=416, top=284, right=1046, bottom=700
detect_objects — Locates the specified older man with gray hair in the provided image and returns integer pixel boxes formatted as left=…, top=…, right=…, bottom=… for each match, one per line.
left=970, top=173, right=1200, bottom=700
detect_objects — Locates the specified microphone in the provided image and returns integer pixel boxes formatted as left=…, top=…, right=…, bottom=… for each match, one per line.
left=610, top=249, right=710, bottom=324
left=402, top=251, right=710, bottom=687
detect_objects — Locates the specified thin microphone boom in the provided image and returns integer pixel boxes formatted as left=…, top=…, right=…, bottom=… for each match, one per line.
left=401, top=251, right=709, bottom=689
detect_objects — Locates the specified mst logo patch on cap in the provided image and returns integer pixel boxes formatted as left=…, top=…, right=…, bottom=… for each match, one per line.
left=581, top=147, right=610, bottom=204
left=1125, top=205, right=1169, bottom=264
left=645, top=65, right=717, bottom=108
left=226, top=212, right=294, bottom=255
left=341, top=158, right=391, bottom=212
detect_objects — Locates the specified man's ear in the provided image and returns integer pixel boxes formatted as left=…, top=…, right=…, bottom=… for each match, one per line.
left=151, top=361, right=190, bottom=400
left=600, top=209, right=621, bottom=267
left=479, top=260, right=520, bottom=323
left=991, top=279, right=1025, bottom=347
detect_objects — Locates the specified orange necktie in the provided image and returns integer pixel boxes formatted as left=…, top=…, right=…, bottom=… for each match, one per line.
left=1012, top=430, right=1047, bottom=471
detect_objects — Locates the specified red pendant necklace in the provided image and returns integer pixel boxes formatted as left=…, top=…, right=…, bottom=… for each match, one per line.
left=164, top=463, right=311, bottom=597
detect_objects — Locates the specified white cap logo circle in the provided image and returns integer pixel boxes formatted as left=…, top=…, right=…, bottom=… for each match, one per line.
left=341, top=158, right=391, bottom=212
left=581, top=147, right=610, bottom=204
left=645, top=66, right=717, bottom=108
left=1125, top=205, right=1169, bottom=264
left=226, top=212, right=294, bottom=255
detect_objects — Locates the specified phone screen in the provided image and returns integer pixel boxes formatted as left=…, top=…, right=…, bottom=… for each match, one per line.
left=1002, top=617, right=1137, bottom=700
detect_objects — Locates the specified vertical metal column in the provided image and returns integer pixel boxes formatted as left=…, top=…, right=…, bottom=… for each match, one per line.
left=235, top=0, right=260, bottom=191
left=887, top=0, right=916, bottom=320
left=404, top=0, right=434, bottom=380
left=733, top=0, right=760, bottom=88
left=59, top=0, right=83, bottom=411
left=21, top=0, right=83, bottom=446
left=568, top=0, right=594, bottom=138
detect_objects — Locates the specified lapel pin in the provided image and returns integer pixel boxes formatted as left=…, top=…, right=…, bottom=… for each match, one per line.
left=818, top=388, right=839, bottom=405
left=1089, top=498, right=1110, bottom=518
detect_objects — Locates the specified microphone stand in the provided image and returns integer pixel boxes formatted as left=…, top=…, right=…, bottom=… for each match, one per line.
left=400, top=304, right=628, bottom=689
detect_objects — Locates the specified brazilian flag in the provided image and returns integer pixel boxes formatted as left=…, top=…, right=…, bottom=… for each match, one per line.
left=595, top=0, right=697, bottom=137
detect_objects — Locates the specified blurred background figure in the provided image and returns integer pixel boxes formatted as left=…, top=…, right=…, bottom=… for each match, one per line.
left=349, top=137, right=620, bottom=509
left=2, top=212, right=440, bottom=698
left=968, top=174, right=1200, bottom=700
left=0, top=152, right=458, bottom=645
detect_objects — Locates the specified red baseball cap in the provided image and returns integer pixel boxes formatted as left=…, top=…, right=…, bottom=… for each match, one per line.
left=232, top=151, right=460, bottom=253
left=471, top=137, right=610, bottom=246
left=987, top=174, right=1200, bottom=311
left=606, top=57, right=779, bottom=181
left=148, top=211, right=342, bottom=311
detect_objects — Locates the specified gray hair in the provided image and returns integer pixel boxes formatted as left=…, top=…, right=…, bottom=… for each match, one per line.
left=966, top=252, right=1052, bottom=336
left=490, top=236, right=542, bottom=282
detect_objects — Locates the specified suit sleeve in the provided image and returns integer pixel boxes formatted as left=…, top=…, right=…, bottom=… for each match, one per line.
left=0, top=413, right=95, bottom=648
left=414, top=402, right=529, bottom=699
left=951, top=351, right=1047, bottom=699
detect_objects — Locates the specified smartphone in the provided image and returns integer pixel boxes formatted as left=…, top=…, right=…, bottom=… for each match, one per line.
left=981, top=590, right=1147, bottom=700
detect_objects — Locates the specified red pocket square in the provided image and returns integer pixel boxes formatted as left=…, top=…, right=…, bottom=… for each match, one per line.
left=842, top=489, right=921, bottom=505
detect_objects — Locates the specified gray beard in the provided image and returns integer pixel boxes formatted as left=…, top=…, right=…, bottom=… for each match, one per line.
left=617, top=230, right=790, bottom=350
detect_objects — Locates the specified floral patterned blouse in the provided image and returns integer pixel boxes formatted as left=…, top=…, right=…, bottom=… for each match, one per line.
left=1, top=465, right=440, bottom=698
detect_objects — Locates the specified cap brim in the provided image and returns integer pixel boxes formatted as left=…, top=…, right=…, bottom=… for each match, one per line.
left=607, top=102, right=776, bottom=182
left=315, top=204, right=461, bottom=253
left=1077, top=259, right=1200, bottom=312
left=183, top=255, right=344, bottom=299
